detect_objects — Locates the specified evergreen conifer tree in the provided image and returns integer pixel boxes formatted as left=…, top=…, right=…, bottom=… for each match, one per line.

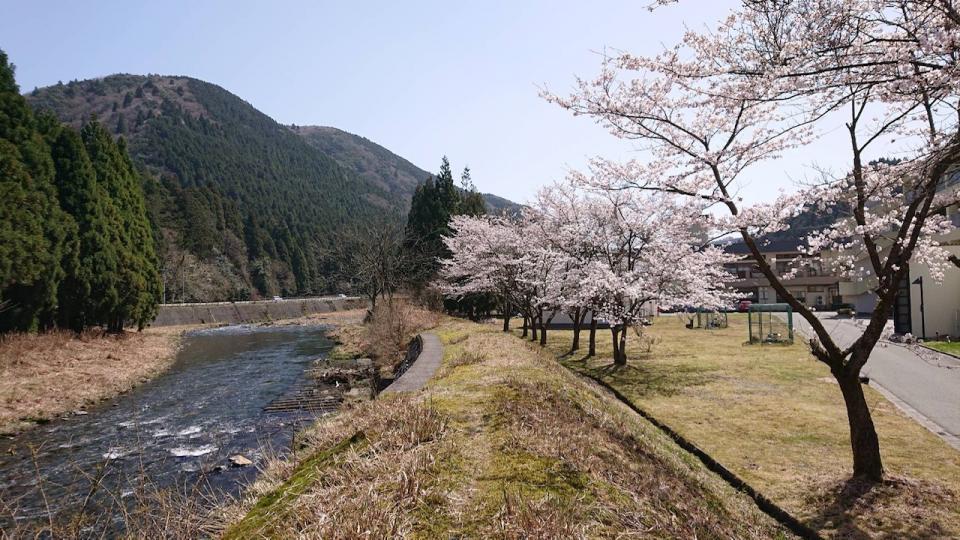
left=81, top=121, right=161, bottom=331
left=0, top=50, right=70, bottom=332
left=403, top=156, right=488, bottom=289
left=50, top=128, right=121, bottom=330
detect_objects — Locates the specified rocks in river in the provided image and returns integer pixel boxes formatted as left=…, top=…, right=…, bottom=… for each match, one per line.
left=308, top=361, right=378, bottom=404
left=229, top=454, right=253, bottom=467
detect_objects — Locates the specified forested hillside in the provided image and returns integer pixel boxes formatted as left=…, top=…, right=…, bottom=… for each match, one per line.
left=293, top=125, right=523, bottom=215
left=27, top=75, right=397, bottom=301
left=27, top=76, right=519, bottom=302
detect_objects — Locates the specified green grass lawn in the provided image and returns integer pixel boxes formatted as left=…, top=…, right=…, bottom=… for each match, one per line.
left=923, top=340, right=960, bottom=356
left=531, top=314, right=960, bottom=539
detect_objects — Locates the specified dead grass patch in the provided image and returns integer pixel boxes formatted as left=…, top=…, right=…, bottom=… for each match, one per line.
left=0, top=327, right=183, bottom=434
left=367, top=300, right=441, bottom=371
left=223, top=396, right=449, bottom=538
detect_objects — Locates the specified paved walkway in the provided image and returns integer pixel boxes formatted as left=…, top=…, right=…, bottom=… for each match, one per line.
left=381, top=333, right=443, bottom=394
left=792, top=313, right=960, bottom=449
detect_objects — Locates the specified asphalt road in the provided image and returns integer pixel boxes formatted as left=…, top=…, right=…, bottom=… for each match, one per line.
left=792, top=312, right=960, bottom=445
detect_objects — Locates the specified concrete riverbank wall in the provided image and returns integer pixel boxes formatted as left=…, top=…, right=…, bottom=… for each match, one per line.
left=151, top=297, right=367, bottom=327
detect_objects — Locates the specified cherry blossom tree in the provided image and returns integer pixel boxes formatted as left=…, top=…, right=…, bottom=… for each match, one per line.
left=571, top=182, right=734, bottom=365
left=439, top=215, right=526, bottom=333
left=527, top=184, right=601, bottom=353
left=544, top=0, right=960, bottom=481
left=441, top=182, right=733, bottom=364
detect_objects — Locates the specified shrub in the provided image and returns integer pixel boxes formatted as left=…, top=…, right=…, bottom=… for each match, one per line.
left=366, top=299, right=440, bottom=372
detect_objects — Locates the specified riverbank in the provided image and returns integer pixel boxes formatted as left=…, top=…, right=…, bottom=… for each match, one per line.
left=219, top=317, right=790, bottom=537
left=0, top=327, right=186, bottom=434
left=0, top=308, right=370, bottom=435
left=548, top=314, right=960, bottom=538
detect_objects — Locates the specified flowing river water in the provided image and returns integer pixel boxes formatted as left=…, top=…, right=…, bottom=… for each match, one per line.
left=0, top=324, right=341, bottom=531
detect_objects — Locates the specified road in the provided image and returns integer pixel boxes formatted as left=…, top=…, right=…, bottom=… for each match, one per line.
left=792, top=312, right=960, bottom=448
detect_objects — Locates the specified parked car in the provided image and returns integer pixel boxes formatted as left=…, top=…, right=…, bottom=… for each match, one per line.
left=272, top=296, right=283, bottom=302
left=737, top=300, right=753, bottom=312
left=835, top=303, right=855, bottom=317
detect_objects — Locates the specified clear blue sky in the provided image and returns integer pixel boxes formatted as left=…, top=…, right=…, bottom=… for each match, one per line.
left=2, top=0, right=857, bottom=205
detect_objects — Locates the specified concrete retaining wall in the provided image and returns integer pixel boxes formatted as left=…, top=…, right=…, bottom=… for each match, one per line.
left=151, top=297, right=367, bottom=327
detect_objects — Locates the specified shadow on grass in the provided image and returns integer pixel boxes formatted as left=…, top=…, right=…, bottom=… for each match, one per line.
left=805, top=476, right=954, bottom=539
left=564, top=359, right=712, bottom=398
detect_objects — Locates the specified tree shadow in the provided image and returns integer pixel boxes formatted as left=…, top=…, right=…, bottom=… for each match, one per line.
left=805, top=476, right=953, bottom=539
left=577, top=360, right=711, bottom=398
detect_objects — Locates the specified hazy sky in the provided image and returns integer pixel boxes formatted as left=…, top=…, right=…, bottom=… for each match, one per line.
left=2, top=1, right=862, bottom=205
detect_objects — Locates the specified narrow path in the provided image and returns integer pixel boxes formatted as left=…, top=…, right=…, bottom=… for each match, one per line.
left=381, top=333, right=443, bottom=393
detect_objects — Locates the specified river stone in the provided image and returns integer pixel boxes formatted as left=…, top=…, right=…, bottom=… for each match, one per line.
left=229, top=455, right=253, bottom=467
left=355, top=358, right=373, bottom=368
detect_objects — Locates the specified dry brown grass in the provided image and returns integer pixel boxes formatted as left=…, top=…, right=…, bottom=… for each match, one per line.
left=366, top=300, right=442, bottom=371
left=220, top=319, right=791, bottom=538
left=2, top=476, right=226, bottom=539
left=548, top=314, right=960, bottom=539
left=0, top=327, right=184, bottom=434
left=268, top=307, right=368, bottom=327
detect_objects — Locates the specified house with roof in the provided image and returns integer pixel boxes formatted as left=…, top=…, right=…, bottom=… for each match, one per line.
left=835, top=169, right=960, bottom=337
left=723, top=240, right=843, bottom=309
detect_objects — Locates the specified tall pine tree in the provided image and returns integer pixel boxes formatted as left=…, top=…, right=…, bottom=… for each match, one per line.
left=0, top=51, right=71, bottom=332
left=81, top=121, right=161, bottom=331
left=403, top=156, right=487, bottom=290
left=50, top=127, right=121, bottom=331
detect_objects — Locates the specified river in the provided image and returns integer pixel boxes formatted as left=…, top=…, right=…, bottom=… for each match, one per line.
left=0, top=323, right=342, bottom=532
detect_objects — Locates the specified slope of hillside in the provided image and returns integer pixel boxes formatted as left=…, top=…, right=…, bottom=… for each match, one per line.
left=292, top=125, right=424, bottom=199
left=28, top=76, right=397, bottom=301
left=27, top=77, right=521, bottom=302
left=294, top=125, right=523, bottom=215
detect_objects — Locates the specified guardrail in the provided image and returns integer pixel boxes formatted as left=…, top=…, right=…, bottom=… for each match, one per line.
left=151, top=296, right=366, bottom=327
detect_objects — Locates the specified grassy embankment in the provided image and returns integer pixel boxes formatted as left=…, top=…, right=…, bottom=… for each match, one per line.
left=546, top=314, right=960, bottom=538
left=221, top=316, right=791, bottom=538
left=0, top=327, right=185, bottom=434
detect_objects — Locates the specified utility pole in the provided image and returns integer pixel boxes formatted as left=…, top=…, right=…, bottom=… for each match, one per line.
left=912, top=276, right=926, bottom=340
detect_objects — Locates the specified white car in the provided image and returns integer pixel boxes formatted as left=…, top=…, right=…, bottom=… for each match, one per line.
left=272, top=296, right=283, bottom=302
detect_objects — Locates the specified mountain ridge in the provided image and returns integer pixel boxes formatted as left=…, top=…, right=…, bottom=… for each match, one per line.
left=26, top=74, right=519, bottom=301
left=291, top=124, right=522, bottom=214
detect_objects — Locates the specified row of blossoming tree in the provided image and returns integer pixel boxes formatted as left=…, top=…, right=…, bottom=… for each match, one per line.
left=439, top=179, right=735, bottom=366
left=533, top=0, right=959, bottom=483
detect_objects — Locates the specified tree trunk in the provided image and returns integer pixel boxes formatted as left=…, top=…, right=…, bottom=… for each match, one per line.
left=619, top=327, right=628, bottom=364
left=521, top=316, right=528, bottom=338
left=610, top=326, right=627, bottom=366
left=836, top=365, right=884, bottom=481
left=588, top=311, right=597, bottom=357
left=570, top=308, right=583, bottom=354
left=530, top=315, right=538, bottom=341
left=502, top=312, right=510, bottom=332
left=539, top=310, right=554, bottom=347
